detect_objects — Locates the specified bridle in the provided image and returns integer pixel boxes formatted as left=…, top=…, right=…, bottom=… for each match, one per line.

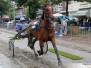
left=38, top=4, right=54, bottom=30
left=43, top=4, right=54, bottom=21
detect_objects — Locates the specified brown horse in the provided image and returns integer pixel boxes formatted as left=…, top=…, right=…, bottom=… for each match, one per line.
left=26, top=3, right=64, bottom=67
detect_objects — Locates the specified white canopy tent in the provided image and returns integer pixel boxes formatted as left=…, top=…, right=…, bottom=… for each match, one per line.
left=69, top=10, right=90, bottom=17
left=53, top=13, right=63, bottom=17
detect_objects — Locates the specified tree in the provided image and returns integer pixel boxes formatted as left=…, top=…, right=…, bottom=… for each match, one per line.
left=0, top=0, right=12, bottom=14
left=27, top=0, right=40, bottom=19
left=13, top=0, right=41, bottom=19
left=7, top=8, right=14, bottom=20
left=0, top=0, right=13, bottom=21
left=25, top=7, right=29, bottom=19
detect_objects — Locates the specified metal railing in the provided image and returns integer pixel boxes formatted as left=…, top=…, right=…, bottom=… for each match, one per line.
left=55, top=25, right=91, bottom=38
left=68, top=26, right=91, bottom=38
left=0, top=22, right=91, bottom=41
left=0, top=22, right=15, bottom=30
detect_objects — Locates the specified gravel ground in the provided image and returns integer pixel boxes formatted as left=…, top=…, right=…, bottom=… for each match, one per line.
left=0, top=28, right=91, bottom=68
left=0, top=40, right=61, bottom=68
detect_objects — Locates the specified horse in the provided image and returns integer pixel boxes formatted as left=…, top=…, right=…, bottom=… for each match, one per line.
left=24, top=3, right=64, bottom=67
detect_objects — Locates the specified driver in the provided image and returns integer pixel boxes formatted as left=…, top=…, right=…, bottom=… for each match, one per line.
left=16, top=17, right=28, bottom=32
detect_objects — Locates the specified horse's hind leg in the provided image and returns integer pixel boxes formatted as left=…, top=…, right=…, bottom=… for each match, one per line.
left=30, top=38, right=37, bottom=50
left=51, top=40, right=64, bottom=67
left=33, top=46, right=38, bottom=58
left=30, top=38, right=38, bottom=58
left=27, top=35, right=32, bottom=47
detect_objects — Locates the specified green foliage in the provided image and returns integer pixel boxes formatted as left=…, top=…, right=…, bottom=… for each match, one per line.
left=48, top=48, right=83, bottom=60
left=7, top=8, right=14, bottom=20
left=0, top=0, right=12, bottom=13
left=25, top=7, right=29, bottom=19
left=51, top=0, right=62, bottom=4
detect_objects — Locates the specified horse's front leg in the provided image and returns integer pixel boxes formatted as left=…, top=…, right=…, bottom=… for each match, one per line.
left=37, top=41, right=44, bottom=56
left=51, top=39, right=64, bottom=67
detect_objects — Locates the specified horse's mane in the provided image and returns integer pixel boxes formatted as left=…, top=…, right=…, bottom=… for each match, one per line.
left=41, top=11, right=44, bottom=20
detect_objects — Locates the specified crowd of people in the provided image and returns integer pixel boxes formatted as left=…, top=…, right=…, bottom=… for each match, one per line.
left=79, top=17, right=91, bottom=27
left=54, top=17, right=67, bottom=36
left=1, top=14, right=91, bottom=37
left=54, top=16, right=91, bottom=37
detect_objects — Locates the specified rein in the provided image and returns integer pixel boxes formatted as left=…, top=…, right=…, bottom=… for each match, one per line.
left=38, top=19, right=54, bottom=30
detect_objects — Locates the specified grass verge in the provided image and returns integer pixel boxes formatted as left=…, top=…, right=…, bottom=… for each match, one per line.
left=48, top=48, right=83, bottom=60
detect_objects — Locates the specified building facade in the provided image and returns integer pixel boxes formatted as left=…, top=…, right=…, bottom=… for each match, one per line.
left=36, top=1, right=91, bottom=17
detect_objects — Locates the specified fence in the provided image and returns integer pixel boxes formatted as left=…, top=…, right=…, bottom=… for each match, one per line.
left=0, top=22, right=91, bottom=42
left=55, top=25, right=91, bottom=44
left=68, top=26, right=91, bottom=38
left=0, top=22, right=15, bottom=30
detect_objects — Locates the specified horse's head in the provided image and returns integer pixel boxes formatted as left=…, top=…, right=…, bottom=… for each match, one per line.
left=43, top=3, right=54, bottom=21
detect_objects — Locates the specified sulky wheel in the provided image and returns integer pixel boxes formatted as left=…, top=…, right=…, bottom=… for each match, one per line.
left=9, top=40, right=15, bottom=57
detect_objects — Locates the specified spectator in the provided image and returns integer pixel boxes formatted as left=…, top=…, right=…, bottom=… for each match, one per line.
left=87, top=17, right=91, bottom=31
left=83, top=18, right=87, bottom=27
left=79, top=18, right=83, bottom=27
left=58, top=17, right=61, bottom=24
left=87, top=17, right=91, bottom=27
left=55, top=22, right=59, bottom=36
left=60, top=17, right=68, bottom=36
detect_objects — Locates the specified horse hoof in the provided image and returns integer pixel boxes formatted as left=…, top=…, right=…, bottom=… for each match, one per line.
left=37, top=50, right=41, bottom=55
left=60, top=65, right=65, bottom=68
left=37, top=50, right=41, bottom=54
left=35, top=54, right=38, bottom=57
left=34, top=54, right=39, bottom=60
left=58, top=62, right=65, bottom=68
left=37, top=50, right=43, bottom=56
left=30, top=45, right=34, bottom=50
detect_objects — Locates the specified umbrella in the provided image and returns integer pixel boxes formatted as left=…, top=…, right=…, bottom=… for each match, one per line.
left=59, top=16, right=71, bottom=22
